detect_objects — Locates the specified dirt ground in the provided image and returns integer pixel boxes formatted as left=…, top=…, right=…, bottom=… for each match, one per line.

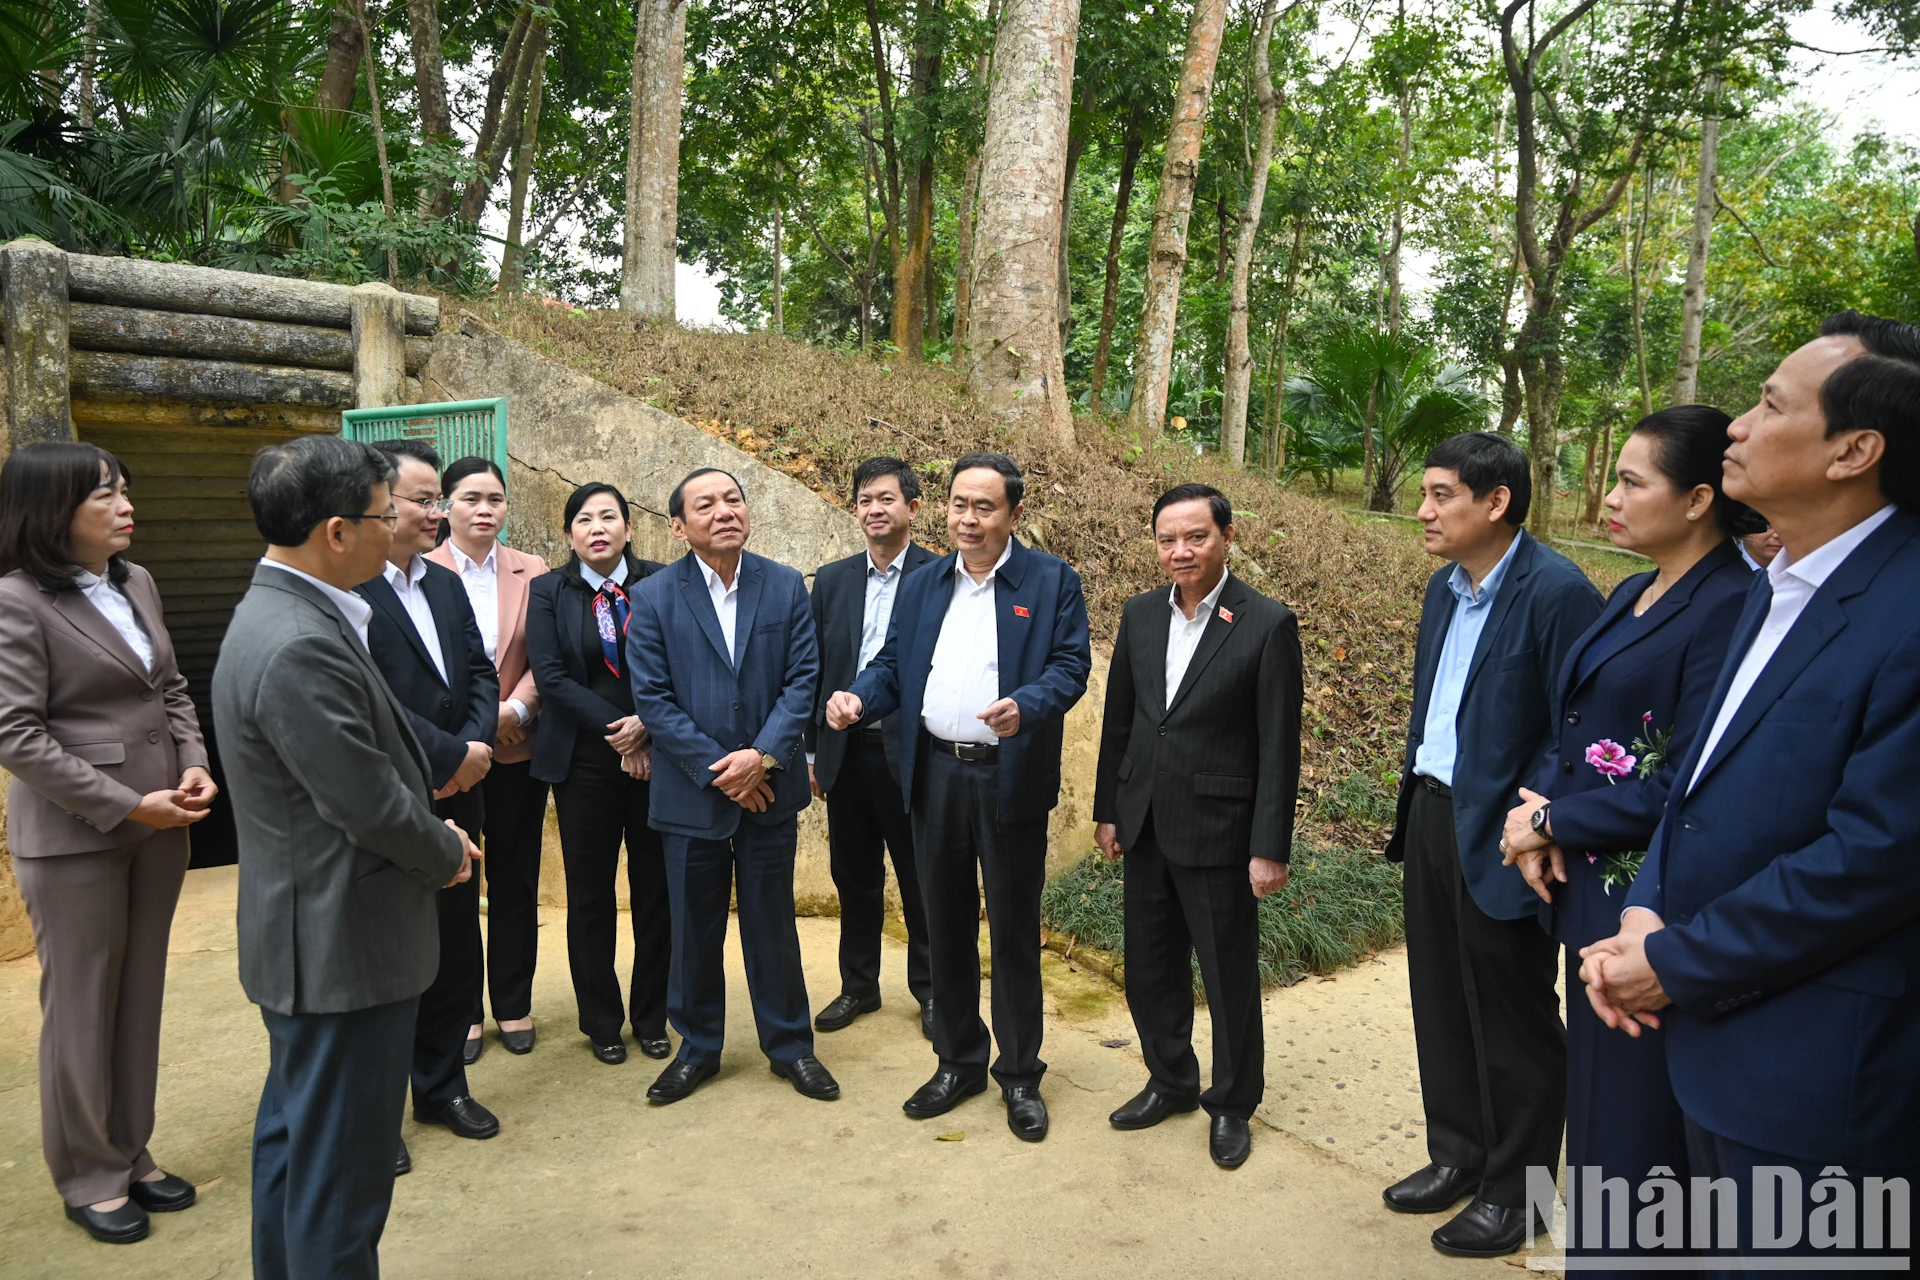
left=0, top=867, right=1556, bottom=1278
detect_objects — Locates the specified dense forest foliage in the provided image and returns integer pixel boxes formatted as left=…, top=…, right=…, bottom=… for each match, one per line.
left=3, top=0, right=1916, bottom=529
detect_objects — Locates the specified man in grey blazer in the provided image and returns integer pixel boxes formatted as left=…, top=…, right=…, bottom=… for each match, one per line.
left=212, top=435, right=476, bottom=1280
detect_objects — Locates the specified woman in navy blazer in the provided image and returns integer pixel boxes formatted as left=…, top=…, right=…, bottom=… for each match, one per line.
left=1501, top=406, right=1762, bottom=1263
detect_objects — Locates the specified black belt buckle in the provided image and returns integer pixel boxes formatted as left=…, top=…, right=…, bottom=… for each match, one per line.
left=936, top=737, right=998, bottom=764
left=855, top=724, right=886, bottom=745
left=1420, top=774, right=1451, bottom=798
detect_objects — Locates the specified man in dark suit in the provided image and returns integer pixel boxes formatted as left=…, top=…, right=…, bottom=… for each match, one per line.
left=355, top=439, right=501, bottom=1162
left=1381, top=431, right=1603, bottom=1257
left=625, top=467, right=838, bottom=1104
left=806, top=457, right=938, bottom=1037
left=1093, top=484, right=1303, bottom=1170
left=827, top=452, right=1092, bottom=1142
left=1585, top=312, right=1920, bottom=1254
left=214, top=435, right=475, bottom=1280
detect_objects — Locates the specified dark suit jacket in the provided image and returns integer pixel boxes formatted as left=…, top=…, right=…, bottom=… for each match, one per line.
left=847, top=538, right=1092, bottom=825
left=1092, top=573, right=1303, bottom=867
left=524, top=552, right=667, bottom=786
left=1625, top=509, right=1920, bottom=1167
left=625, top=550, right=819, bottom=840
left=1532, top=539, right=1751, bottom=940
left=806, top=542, right=937, bottom=793
left=1385, top=530, right=1604, bottom=921
left=355, top=559, right=498, bottom=831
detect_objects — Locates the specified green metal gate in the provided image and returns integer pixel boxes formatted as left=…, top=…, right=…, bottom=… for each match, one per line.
left=342, top=397, right=510, bottom=542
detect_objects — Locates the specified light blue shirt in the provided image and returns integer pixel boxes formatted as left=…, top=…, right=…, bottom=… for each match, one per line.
left=1413, top=533, right=1521, bottom=787
left=859, top=552, right=906, bottom=673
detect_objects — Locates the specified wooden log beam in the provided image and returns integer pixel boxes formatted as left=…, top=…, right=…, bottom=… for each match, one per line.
left=65, top=254, right=439, bottom=335
left=67, top=303, right=433, bottom=374
left=69, top=350, right=355, bottom=411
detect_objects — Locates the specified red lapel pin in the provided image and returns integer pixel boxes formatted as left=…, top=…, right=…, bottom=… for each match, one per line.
left=1013, top=605, right=1031, bottom=618
left=1218, top=607, right=1234, bottom=623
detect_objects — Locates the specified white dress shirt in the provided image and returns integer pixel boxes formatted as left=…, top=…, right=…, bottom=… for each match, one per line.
left=697, top=554, right=741, bottom=662
left=75, top=569, right=154, bottom=673
left=579, top=558, right=629, bottom=592
left=1687, top=504, right=1896, bottom=793
left=260, top=559, right=374, bottom=651
left=384, top=555, right=448, bottom=684
left=1165, top=570, right=1228, bottom=703
left=921, top=541, right=1012, bottom=745
left=453, top=542, right=529, bottom=726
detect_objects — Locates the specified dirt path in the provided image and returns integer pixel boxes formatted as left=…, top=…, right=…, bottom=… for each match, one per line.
left=0, top=867, right=1549, bottom=1278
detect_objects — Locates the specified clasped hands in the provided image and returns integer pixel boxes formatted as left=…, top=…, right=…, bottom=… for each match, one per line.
left=825, top=691, right=1022, bottom=737
left=129, top=766, right=220, bottom=830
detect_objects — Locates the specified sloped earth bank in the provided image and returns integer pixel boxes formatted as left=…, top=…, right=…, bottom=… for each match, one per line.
left=0, top=868, right=1556, bottom=1278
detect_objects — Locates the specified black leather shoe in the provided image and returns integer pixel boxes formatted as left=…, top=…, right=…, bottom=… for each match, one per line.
left=414, top=1095, right=500, bottom=1140
left=1209, top=1115, right=1251, bottom=1169
left=647, top=1058, right=718, bottom=1104
left=1108, top=1085, right=1200, bottom=1130
left=1383, top=1163, right=1481, bottom=1214
left=814, top=992, right=881, bottom=1032
left=394, top=1138, right=411, bottom=1177
left=462, top=1034, right=484, bottom=1066
left=638, top=1037, right=671, bottom=1060
left=1004, top=1085, right=1049, bottom=1142
left=65, top=1200, right=149, bottom=1244
left=771, top=1055, right=841, bottom=1101
left=902, top=1068, right=988, bottom=1119
left=591, top=1039, right=628, bottom=1065
left=128, top=1172, right=196, bottom=1212
left=920, top=1001, right=934, bottom=1041
left=1431, top=1198, right=1534, bottom=1257
left=500, top=1027, right=535, bottom=1055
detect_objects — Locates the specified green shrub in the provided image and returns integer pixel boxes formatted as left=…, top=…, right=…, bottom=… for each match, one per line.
left=1041, top=841, right=1405, bottom=992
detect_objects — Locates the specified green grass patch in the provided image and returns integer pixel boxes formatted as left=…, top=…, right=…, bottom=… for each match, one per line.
left=1041, top=841, right=1405, bottom=992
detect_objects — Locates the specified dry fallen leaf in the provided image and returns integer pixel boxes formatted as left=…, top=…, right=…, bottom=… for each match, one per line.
left=936, top=1131, right=965, bottom=1142
left=1099, top=1037, right=1132, bottom=1049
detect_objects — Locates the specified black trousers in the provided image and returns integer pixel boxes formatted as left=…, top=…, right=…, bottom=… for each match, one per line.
left=413, top=796, right=483, bottom=1108
left=912, top=747, right=1048, bottom=1089
left=1123, top=818, right=1265, bottom=1119
left=825, top=735, right=931, bottom=1006
left=253, top=997, right=415, bottom=1280
left=1403, top=779, right=1565, bottom=1205
left=477, top=759, right=550, bottom=1023
left=551, top=741, right=670, bottom=1043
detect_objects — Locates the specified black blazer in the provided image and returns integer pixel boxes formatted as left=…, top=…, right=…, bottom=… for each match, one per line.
left=1384, top=530, right=1604, bottom=921
left=806, top=542, right=937, bottom=793
left=1092, top=573, right=1303, bottom=867
left=524, top=551, right=667, bottom=786
left=1531, top=538, right=1752, bottom=940
left=355, top=558, right=499, bottom=831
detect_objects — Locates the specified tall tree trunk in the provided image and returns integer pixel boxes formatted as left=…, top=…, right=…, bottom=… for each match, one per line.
left=1261, top=211, right=1306, bottom=472
left=951, top=0, right=1001, bottom=352
left=1222, top=0, right=1281, bottom=466
left=892, top=0, right=945, bottom=360
left=354, top=0, right=399, bottom=281
left=1088, top=105, right=1144, bottom=414
left=499, top=25, right=547, bottom=295
left=772, top=161, right=784, bottom=333
left=407, top=0, right=455, bottom=219
left=78, top=0, right=99, bottom=127
left=864, top=0, right=905, bottom=337
left=458, top=9, right=538, bottom=224
left=318, top=3, right=366, bottom=113
left=1125, top=0, right=1228, bottom=436
left=964, top=0, right=1081, bottom=444
left=1626, top=166, right=1653, bottom=415
left=620, top=0, right=686, bottom=320
left=1056, top=83, right=1096, bottom=349
left=1670, top=76, right=1721, bottom=406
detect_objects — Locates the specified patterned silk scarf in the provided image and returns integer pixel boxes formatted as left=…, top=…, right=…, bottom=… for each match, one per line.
left=593, top=580, right=630, bottom=677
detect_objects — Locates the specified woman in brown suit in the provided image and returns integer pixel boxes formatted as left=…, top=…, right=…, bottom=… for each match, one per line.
left=0, top=442, right=216, bottom=1244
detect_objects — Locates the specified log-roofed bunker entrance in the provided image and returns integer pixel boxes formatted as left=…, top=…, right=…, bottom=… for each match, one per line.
left=0, top=240, right=440, bottom=869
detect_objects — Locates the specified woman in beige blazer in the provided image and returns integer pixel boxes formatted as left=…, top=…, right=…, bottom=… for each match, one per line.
left=0, top=442, right=215, bottom=1245
left=429, top=457, right=551, bottom=1058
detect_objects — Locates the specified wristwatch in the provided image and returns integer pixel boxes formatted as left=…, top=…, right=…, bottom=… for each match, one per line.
left=1530, top=803, right=1552, bottom=838
left=759, top=751, right=782, bottom=772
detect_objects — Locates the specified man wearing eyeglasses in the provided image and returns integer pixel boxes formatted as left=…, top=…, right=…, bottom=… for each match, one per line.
left=354, top=439, right=502, bottom=1169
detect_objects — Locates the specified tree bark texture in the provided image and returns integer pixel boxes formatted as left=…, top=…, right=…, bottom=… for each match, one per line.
left=353, top=0, right=399, bottom=281
left=317, top=3, right=365, bottom=114
left=499, top=26, right=548, bottom=295
left=1125, top=0, right=1228, bottom=436
left=1260, top=212, right=1306, bottom=472
left=964, top=0, right=1081, bottom=445
left=1671, top=81, right=1720, bottom=406
left=460, top=14, right=545, bottom=226
left=1222, top=0, right=1281, bottom=466
left=1088, top=105, right=1144, bottom=414
left=890, top=0, right=945, bottom=359
left=950, top=0, right=1003, bottom=353
left=407, top=0, right=455, bottom=219
left=620, top=0, right=685, bottom=319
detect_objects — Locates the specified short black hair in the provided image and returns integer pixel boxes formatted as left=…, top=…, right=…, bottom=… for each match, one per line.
left=851, top=456, right=921, bottom=504
left=1820, top=310, right=1920, bottom=512
left=249, top=435, right=396, bottom=547
left=369, top=436, right=443, bottom=474
left=442, top=455, right=505, bottom=495
left=1629, top=405, right=1767, bottom=537
left=564, top=481, right=630, bottom=528
left=948, top=452, right=1024, bottom=509
left=1424, top=431, right=1531, bottom=526
left=668, top=467, right=744, bottom=519
left=0, top=441, right=132, bottom=590
left=1151, top=482, right=1233, bottom=533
